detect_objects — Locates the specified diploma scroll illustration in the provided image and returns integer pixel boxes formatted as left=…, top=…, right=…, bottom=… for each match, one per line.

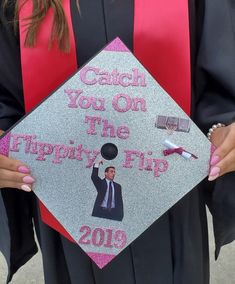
left=163, top=139, right=198, bottom=159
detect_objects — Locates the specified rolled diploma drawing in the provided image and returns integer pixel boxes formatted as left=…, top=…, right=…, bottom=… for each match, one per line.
left=163, top=139, right=192, bottom=159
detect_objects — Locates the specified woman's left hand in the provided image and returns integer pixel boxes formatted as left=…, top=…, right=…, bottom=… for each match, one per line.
left=209, top=122, right=235, bottom=181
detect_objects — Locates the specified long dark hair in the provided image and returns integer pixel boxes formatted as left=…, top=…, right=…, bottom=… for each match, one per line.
left=3, top=0, right=78, bottom=52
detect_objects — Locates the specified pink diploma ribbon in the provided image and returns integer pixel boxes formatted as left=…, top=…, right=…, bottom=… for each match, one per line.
left=163, top=147, right=198, bottom=159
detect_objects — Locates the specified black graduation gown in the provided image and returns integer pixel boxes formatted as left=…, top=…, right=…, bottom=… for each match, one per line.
left=0, top=0, right=235, bottom=283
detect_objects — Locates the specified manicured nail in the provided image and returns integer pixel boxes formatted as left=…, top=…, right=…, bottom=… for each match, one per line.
left=18, top=166, right=30, bottom=174
left=208, top=166, right=220, bottom=181
left=209, top=166, right=220, bottom=177
left=21, top=184, right=32, bottom=192
left=22, top=176, right=35, bottom=184
left=210, top=155, right=220, bottom=166
left=208, top=173, right=220, bottom=181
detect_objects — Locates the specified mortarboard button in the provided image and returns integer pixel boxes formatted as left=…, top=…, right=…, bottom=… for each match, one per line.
left=101, top=143, right=118, bottom=160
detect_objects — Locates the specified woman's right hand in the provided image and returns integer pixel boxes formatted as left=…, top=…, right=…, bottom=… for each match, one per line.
left=0, top=154, right=35, bottom=192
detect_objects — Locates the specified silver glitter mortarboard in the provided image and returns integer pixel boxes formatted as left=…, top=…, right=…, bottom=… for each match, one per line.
left=0, top=38, right=211, bottom=268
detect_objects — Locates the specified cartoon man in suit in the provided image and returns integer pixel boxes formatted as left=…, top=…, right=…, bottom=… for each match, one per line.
left=91, top=161, right=124, bottom=221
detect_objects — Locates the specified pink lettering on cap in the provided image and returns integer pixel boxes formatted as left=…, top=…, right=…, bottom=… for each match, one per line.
left=0, top=132, right=11, bottom=157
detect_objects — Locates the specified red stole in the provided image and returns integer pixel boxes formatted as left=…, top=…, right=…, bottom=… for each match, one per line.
left=19, top=0, right=191, bottom=241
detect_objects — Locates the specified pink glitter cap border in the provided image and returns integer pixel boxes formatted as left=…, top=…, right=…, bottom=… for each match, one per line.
left=87, top=252, right=116, bottom=269
left=0, top=132, right=11, bottom=156
left=104, top=37, right=130, bottom=52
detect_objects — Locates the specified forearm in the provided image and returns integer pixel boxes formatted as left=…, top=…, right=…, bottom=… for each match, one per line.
left=91, top=166, right=99, bottom=182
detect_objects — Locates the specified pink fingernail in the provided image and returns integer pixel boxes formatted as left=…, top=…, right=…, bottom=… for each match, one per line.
left=18, top=166, right=30, bottom=174
left=22, top=176, right=35, bottom=184
left=209, top=166, right=220, bottom=177
left=21, top=185, right=32, bottom=192
left=208, top=173, right=219, bottom=181
left=210, top=155, right=220, bottom=166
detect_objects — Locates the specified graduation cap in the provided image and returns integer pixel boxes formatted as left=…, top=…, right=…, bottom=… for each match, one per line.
left=0, top=38, right=211, bottom=268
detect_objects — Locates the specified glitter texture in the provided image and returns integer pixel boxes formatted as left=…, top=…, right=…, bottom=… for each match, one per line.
left=0, top=132, right=11, bottom=156
left=7, top=39, right=211, bottom=269
left=104, top=37, right=130, bottom=52
left=87, top=252, right=116, bottom=268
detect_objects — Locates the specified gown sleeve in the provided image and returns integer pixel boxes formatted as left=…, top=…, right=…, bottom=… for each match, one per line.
left=0, top=4, right=25, bottom=130
left=0, top=3, right=38, bottom=283
left=194, top=0, right=235, bottom=258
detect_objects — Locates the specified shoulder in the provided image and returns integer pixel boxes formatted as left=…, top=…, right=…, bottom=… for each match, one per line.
left=114, top=181, right=121, bottom=189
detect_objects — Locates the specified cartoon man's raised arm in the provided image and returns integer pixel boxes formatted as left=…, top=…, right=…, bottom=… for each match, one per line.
left=91, top=160, right=103, bottom=192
